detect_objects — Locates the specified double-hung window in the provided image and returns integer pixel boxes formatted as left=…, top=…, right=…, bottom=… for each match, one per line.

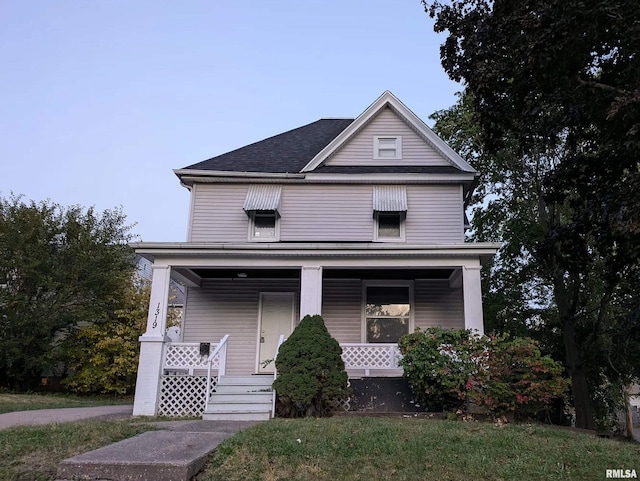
left=364, top=283, right=412, bottom=343
left=243, top=185, right=281, bottom=241
left=373, top=186, right=407, bottom=242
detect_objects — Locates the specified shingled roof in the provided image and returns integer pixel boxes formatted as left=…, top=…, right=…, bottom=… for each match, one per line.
left=183, top=118, right=354, bottom=173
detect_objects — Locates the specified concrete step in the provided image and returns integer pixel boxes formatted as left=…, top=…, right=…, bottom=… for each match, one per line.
left=210, top=392, right=273, bottom=403
left=202, top=411, right=271, bottom=421
left=217, top=375, right=273, bottom=386
left=215, top=384, right=273, bottom=395
left=206, top=400, right=272, bottom=413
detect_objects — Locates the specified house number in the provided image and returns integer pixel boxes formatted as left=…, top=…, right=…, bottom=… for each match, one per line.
left=152, top=302, right=161, bottom=329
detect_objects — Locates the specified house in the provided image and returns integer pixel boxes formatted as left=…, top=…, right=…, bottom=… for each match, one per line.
left=132, top=91, right=499, bottom=419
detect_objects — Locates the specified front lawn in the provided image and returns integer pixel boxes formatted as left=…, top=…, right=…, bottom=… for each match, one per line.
left=199, top=417, right=640, bottom=481
left=0, top=392, right=131, bottom=415
left=0, top=419, right=155, bottom=481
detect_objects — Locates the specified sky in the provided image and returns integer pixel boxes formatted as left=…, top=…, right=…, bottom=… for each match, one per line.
left=0, top=1, right=461, bottom=242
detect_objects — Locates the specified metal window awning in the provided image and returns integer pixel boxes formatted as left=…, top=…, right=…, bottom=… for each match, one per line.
left=243, top=185, right=282, bottom=216
left=373, top=186, right=407, bottom=216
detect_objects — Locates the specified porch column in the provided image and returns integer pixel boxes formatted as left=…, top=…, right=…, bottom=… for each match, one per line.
left=133, top=264, right=171, bottom=416
left=300, top=265, right=323, bottom=318
left=462, top=265, right=484, bottom=335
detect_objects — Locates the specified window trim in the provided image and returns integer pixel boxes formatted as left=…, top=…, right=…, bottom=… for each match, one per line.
left=248, top=210, right=280, bottom=242
left=361, top=280, right=414, bottom=343
left=373, top=136, right=402, bottom=160
left=373, top=211, right=406, bottom=242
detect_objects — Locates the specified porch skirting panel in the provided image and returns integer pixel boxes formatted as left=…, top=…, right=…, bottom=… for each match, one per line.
left=157, top=374, right=216, bottom=417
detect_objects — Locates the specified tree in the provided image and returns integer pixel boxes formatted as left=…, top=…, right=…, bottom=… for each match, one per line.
left=62, top=283, right=149, bottom=395
left=0, top=195, right=135, bottom=389
left=425, top=0, right=640, bottom=429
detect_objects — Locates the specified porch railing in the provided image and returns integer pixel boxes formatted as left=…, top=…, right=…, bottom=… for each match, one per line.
left=340, top=343, right=402, bottom=376
left=163, top=342, right=220, bottom=375
left=206, top=334, right=229, bottom=404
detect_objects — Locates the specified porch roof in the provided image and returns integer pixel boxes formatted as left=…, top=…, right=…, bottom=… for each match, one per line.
left=133, top=242, right=500, bottom=273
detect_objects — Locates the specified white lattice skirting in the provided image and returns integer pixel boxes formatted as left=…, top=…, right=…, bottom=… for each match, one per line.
left=157, top=375, right=216, bottom=417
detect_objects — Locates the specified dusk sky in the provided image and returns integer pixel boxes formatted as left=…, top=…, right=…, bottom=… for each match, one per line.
left=0, top=1, right=461, bottom=242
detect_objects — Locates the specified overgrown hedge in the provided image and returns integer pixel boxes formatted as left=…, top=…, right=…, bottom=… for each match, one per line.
left=273, top=315, right=350, bottom=417
left=399, top=327, right=568, bottom=418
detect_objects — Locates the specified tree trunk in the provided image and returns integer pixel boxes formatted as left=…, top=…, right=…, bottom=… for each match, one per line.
left=562, top=316, right=595, bottom=430
left=552, top=273, right=596, bottom=430
left=624, top=385, right=635, bottom=439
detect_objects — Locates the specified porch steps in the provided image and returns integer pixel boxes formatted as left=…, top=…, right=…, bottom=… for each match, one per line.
left=203, top=375, right=274, bottom=421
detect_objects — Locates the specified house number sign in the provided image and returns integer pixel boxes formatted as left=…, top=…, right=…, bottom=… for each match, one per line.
left=152, top=302, right=161, bottom=329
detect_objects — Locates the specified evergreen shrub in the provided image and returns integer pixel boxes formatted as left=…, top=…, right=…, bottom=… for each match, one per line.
left=273, top=315, right=350, bottom=417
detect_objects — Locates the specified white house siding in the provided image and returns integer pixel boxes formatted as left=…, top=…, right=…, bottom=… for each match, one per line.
left=181, top=279, right=300, bottom=375
left=279, top=185, right=373, bottom=242
left=188, top=183, right=463, bottom=244
left=325, top=107, right=451, bottom=167
left=190, top=184, right=249, bottom=242
left=322, top=279, right=362, bottom=343
left=405, top=185, right=464, bottom=244
left=414, top=280, right=464, bottom=330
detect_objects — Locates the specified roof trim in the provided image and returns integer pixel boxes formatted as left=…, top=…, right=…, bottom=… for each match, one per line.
left=300, top=91, right=477, bottom=174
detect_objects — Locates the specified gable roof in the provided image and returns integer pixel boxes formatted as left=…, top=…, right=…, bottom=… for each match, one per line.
left=301, top=91, right=476, bottom=174
left=181, top=118, right=353, bottom=173
left=176, top=91, right=476, bottom=177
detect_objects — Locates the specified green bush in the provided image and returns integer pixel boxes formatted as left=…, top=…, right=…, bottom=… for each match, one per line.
left=398, top=327, right=478, bottom=411
left=273, top=315, right=350, bottom=417
left=399, top=328, right=568, bottom=418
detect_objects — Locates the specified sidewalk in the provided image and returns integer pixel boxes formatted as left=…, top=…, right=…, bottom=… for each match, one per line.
left=0, top=404, right=133, bottom=430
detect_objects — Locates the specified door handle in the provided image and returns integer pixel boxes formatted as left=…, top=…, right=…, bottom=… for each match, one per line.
left=260, top=337, right=265, bottom=343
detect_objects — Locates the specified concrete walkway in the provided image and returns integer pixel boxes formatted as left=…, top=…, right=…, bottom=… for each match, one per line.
left=0, top=404, right=134, bottom=430
left=56, top=420, right=260, bottom=481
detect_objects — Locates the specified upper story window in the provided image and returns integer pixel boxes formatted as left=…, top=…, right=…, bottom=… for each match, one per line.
left=375, top=212, right=403, bottom=240
left=373, top=186, right=407, bottom=242
left=373, top=136, right=402, bottom=160
left=250, top=211, right=278, bottom=240
left=243, top=185, right=282, bottom=242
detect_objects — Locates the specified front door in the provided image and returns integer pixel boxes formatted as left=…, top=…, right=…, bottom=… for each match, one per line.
left=258, top=293, right=295, bottom=373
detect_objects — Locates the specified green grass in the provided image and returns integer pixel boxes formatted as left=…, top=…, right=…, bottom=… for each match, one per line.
left=0, top=419, right=155, bottom=481
left=0, top=392, right=132, bottom=414
left=198, top=417, right=640, bottom=481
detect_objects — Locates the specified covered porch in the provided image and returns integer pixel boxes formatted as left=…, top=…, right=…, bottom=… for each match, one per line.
left=132, top=243, right=498, bottom=417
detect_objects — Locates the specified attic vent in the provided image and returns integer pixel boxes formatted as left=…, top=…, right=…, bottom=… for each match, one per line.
left=373, top=136, right=402, bottom=160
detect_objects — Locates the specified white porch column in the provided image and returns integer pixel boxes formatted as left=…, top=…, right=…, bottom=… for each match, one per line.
left=300, top=265, right=323, bottom=319
left=133, top=264, right=171, bottom=416
left=462, top=265, right=484, bottom=335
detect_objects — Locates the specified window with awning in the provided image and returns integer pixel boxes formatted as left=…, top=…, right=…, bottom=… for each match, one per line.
left=244, top=185, right=282, bottom=241
left=373, top=186, right=407, bottom=241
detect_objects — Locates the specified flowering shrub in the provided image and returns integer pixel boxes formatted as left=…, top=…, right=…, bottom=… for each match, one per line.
left=399, top=328, right=568, bottom=417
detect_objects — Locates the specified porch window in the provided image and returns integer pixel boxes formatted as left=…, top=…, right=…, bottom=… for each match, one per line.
left=365, top=285, right=410, bottom=343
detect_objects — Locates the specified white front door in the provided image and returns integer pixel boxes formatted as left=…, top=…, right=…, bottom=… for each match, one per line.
left=258, top=293, right=295, bottom=373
